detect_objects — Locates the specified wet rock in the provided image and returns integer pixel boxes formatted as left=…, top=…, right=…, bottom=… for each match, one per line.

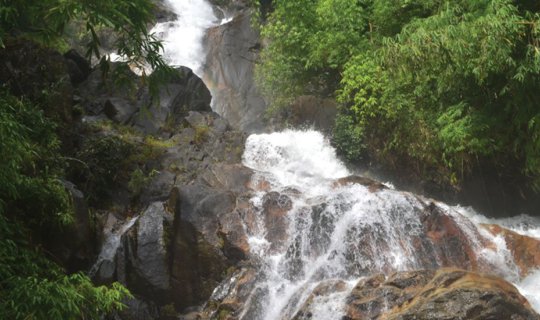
left=333, top=175, right=387, bottom=192
left=292, top=280, right=349, bottom=320
left=382, top=269, right=539, bottom=320
left=199, top=267, right=261, bottom=319
left=285, top=95, right=337, bottom=133
left=262, top=191, right=293, bottom=251
left=129, top=202, right=173, bottom=300
left=419, top=202, right=479, bottom=270
left=344, top=269, right=539, bottom=320
left=204, top=11, right=267, bottom=131
left=168, top=182, right=243, bottom=309
left=153, top=0, right=178, bottom=23
left=483, top=224, right=540, bottom=277
left=92, top=212, right=138, bottom=285
left=169, top=214, right=229, bottom=309
left=345, top=273, right=412, bottom=320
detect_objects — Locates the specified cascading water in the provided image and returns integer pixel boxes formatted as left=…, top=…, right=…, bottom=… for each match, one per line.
left=236, top=129, right=540, bottom=319
left=89, top=216, right=139, bottom=277
left=150, top=0, right=228, bottom=76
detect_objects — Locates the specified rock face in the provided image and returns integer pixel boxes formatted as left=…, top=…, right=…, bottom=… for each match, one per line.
left=483, top=224, right=540, bottom=277
left=86, top=94, right=255, bottom=313
left=332, top=175, right=387, bottom=192
left=201, top=268, right=540, bottom=320
left=168, top=163, right=254, bottom=309
left=129, top=202, right=173, bottom=300
left=78, top=64, right=212, bottom=134
left=345, top=269, right=539, bottom=320
left=204, top=11, right=267, bottom=132
left=282, top=95, right=338, bottom=133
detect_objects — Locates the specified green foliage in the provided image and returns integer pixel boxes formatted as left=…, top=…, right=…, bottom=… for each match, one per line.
left=0, top=91, right=130, bottom=319
left=0, top=91, right=71, bottom=227
left=333, top=113, right=365, bottom=160
left=0, top=0, right=175, bottom=100
left=70, top=135, right=134, bottom=204
left=1, top=0, right=158, bottom=64
left=0, top=215, right=130, bottom=319
left=259, top=0, right=540, bottom=187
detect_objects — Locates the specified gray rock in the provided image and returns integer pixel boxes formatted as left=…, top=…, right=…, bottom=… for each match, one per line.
left=77, top=64, right=212, bottom=135
left=204, top=11, right=267, bottom=132
left=104, top=97, right=139, bottom=124
left=133, top=202, right=173, bottom=295
left=140, top=170, right=177, bottom=203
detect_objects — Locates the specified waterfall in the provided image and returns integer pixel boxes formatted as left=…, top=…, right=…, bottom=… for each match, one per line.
left=150, top=0, right=228, bottom=76
left=239, top=129, right=540, bottom=319
left=89, top=216, right=139, bottom=277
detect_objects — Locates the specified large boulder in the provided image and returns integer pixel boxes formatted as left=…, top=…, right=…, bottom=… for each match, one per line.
left=168, top=163, right=254, bottom=309
left=204, top=11, right=267, bottom=132
left=482, top=224, right=540, bottom=277
left=64, top=49, right=92, bottom=84
left=380, top=269, right=539, bottom=320
left=289, top=269, right=539, bottom=320
left=128, top=202, right=174, bottom=301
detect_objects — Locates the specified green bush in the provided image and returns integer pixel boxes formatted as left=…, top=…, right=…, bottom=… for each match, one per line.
left=71, top=135, right=134, bottom=203
left=0, top=91, right=130, bottom=319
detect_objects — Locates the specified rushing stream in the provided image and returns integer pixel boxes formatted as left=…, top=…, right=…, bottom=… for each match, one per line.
left=239, top=130, right=540, bottom=318
left=150, top=0, right=228, bottom=76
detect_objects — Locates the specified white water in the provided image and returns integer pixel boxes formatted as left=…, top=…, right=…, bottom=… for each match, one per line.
left=150, top=0, right=227, bottom=75
left=239, top=129, right=540, bottom=319
left=89, top=216, right=139, bottom=277
left=517, top=270, right=540, bottom=312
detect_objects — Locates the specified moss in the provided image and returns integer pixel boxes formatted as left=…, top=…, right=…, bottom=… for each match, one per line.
left=194, top=125, right=210, bottom=145
left=218, top=308, right=231, bottom=320
left=144, top=135, right=176, bottom=148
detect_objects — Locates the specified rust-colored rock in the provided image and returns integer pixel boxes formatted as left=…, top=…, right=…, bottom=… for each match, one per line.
left=333, top=175, right=387, bottom=192
left=199, top=267, right=261, bottom=320
left=292, top=280, right=349, bottom=320
left=262, top=191, right=293, bottom=251
left=419, top=203, right=479, bottom=270
left=382, top=269, right=539, bottom=320
left=343, top=268, right=539, bottom=320
left=483, top=224, right=540, bottom=276
left=345, top=271, right=434, bottom=320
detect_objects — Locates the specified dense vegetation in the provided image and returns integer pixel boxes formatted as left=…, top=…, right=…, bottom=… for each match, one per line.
left=258, top=0, right=540, bottom=187
left=0, top=92, right=132, bottom=319
left=0, top=0, right=167, bottom=318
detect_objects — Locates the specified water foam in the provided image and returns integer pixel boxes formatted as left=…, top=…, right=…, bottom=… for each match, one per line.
left=239, top=129, right=540, bottom=318
left=89, top=216, right=138, bottom=277
left=150, top=0, right=233, bottom=75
